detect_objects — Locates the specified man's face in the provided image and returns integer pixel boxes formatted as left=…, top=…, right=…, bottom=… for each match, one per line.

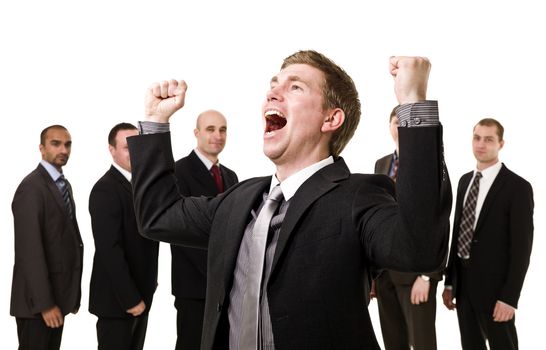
left=472, top=124, right=504, bottom=167
left=194, top=111, right=227, bottom=160
left=39, top=128, right=72, bottom=171
left=389, top=116, right=399, bottom=146
left=262, top=63, right=330, bottom=168
left=110, top=129, right=138, bottom=172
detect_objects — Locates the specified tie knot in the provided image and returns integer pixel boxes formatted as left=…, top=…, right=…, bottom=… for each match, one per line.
left=268, top=185, right=283, bottom=202
left=475, top=171, right=482, bottom=180
left=56, top=175, right=66, bottom=186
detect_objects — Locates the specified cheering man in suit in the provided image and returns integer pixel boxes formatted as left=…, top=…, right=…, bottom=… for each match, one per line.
left=128, top=51, right=452, bottom=349
left=172, top=110, right=238, bottom=349
left=373, top=107, right=441, bottom=350
left=11, top=125, right=83, bottom=350
left=89, top=123, right=159, bottom=350
left=443, top=118, right=533, bottom=350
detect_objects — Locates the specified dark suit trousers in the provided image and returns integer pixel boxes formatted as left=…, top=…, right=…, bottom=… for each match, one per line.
left=175, top=297, right=205, bottom=350
left=96, top=315, right=149, bottom=350
left=456, top=262, right=518, bottom=350
left=16, top=317, right=63, bottom=350
left=376, top=270, right=438, bottom=350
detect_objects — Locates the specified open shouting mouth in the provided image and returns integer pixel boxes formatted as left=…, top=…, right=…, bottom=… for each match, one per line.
left=265, top=109, right=287, bottom=133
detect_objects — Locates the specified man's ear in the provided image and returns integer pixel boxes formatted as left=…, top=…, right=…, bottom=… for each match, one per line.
left=321, top=108, right=345, bottom=133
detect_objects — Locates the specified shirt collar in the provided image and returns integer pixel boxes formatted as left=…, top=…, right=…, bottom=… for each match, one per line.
left=112, top=161, right=132, bottom=182
left=269, top=156, right=334, bottom=201
left=194, top=148, right=218, bottom=170
left=475, top=160, right=502, bottom=179
left=40, top=160, right=63, bottom=181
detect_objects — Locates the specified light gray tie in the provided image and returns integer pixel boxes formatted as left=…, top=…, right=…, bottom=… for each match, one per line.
left=240, top=185, right=283, bottom=349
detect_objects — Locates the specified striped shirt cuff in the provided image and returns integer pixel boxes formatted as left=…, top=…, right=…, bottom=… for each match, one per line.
left=138, top=121, right=170, bottom=134
left=396, top=101, right=438, bottom=127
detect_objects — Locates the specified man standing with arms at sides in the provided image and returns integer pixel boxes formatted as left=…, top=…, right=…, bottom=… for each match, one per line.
left=89, top=122, right=159, bottom=350
left=372, top=107, right=441, bottom=350
left=172, top=110, right=238, bottom=349
left=128, top=51, right=452, bottom=349
left=11, top=125, right=83, bottom=350
left=443, top=118, right=533, bottom=350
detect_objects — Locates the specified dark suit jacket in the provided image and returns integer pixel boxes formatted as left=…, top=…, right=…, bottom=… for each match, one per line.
left=88, top=166, right=159, bottom=318
left=10, top=164, right=83, bottom=318
left=128, top=125, right=451, bottom=349
left=445, top=164, right=533, bottom=311
left=171, top=151, right=238, bottom=299
left=374, top=153, right=394, bottom=178
left=374, top=153, right=443, bottom=284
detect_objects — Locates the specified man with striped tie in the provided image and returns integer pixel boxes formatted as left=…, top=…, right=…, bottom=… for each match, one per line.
left=10, top=125, right=83, bottom=350
left=443, top=118, right=534, bottom=349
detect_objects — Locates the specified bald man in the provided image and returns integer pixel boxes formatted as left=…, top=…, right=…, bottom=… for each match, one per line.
left=171, top=110, right=238, bottom=349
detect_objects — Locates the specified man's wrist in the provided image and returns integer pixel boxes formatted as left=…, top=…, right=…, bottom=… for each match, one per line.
left=420, top=275, right=430, bottom=282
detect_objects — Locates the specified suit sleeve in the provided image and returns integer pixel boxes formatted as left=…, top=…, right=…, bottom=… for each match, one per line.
left=128, top=132, right=219, bottom=248
left=360, top=106, right=452, bottom=273
left=12, top=182, right=56, bottom=313
left=500, top=180, right=534, bottom=308
left=89, top=184, right=142, bottom=310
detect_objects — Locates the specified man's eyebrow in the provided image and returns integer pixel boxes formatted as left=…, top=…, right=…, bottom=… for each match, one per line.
left=270, top=75, right=307, bottom=85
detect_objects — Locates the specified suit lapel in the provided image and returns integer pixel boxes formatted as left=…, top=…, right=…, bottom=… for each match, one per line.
left=37, top=164, right=67, bottom=214
left=270, top=160, right=350, bottom=275
left=220, top=177, right=271, bottom=287
left=220, top=165, right=236, bottom=188
left=377, top=154, right=393, bottom=175
left=188, top=151, right=218, bottom=194
left=109, top=165, right=132, bottom=194
left=474, top=164, right=508, bottom=234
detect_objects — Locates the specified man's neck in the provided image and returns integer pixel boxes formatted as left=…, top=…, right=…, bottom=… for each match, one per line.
left=195, top=147, right=218, bottom=164
left=274, top=155, right=331, bottom=182
left=476, top=158, right=499, bottom=171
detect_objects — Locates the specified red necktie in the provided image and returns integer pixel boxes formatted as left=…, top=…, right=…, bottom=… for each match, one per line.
left=211, top=164, right=224, bottom=193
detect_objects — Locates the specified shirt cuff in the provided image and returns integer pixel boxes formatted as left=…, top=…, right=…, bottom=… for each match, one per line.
left=396, top=101, right=439, bottom=127
left=138, top=121, right=170, bottom=134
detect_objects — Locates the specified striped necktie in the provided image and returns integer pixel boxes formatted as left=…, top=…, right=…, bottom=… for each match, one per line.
left=240, top=185, right=283, bottom=349
left=56, top=175, right=74, bottom=220
left=457, top=171, right=482, bottom=259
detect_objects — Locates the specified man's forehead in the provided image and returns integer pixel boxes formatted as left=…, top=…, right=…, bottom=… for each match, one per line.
left=474, top=125, right=498, bottom=137
left=272, top=64, right=324, bottom=83
left=46, top=129, right=70, bottom=140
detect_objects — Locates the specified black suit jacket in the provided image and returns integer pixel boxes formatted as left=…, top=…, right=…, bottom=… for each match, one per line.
left=374, top=153, right=443, bottom=283
left=445, top=164, right=533, bottom=310
left=10, top=164, right=83, bottom=318
left=128, top=125, right=451, bottom=349
left=171, top=151, right=238, bottom=298
left=88, top=165, right=159, bottom=317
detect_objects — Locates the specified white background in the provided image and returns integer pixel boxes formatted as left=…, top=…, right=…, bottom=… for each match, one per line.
left=0, top=0, right=543, bottom=348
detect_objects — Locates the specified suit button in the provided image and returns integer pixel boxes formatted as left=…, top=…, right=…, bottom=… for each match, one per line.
left=217, top=303, right=222, bottom=312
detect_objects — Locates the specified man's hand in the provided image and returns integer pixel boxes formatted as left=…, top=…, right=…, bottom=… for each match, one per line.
left=389, top=56, right=431, bottom=105
left=410, top=276, right=430, bottom=305
left=442, top=288, right=456, bottom=310
left=145, top=80, right=187, bottom=123
left=41, top=305, right=64, bottom=328
left=126, top=300, right=146, bottom=317
left=493, top=301, right=515, bottom=322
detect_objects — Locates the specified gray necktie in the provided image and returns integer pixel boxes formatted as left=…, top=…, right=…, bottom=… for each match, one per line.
left=240, top=185, right=283, bottom=349
left=56, top=175, right=74, bottom=220
left=457, top=171, right=482, bottom=258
